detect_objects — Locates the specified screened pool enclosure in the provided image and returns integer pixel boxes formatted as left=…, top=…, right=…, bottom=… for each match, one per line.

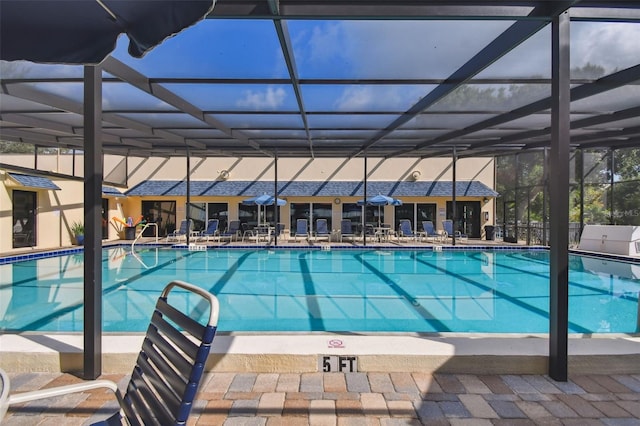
left=2, top=1, right=640, bottom=381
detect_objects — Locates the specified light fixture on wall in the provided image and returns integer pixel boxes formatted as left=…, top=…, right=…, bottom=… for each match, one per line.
left=218, top=170, right=230, bottom=180
left=483, top=197, right=489, bottom=204
left=411, top=170, right=421, bottom=181
left=334, top=198, right=341, bottom=204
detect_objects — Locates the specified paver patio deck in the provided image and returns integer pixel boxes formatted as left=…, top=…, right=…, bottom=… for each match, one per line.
left=4, top=371, right=640, bottom=425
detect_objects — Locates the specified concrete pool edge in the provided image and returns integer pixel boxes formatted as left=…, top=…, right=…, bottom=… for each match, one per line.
left=1, top=333, right=638, bottom=375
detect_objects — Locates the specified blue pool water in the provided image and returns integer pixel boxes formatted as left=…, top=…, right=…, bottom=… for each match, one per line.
left=1, top=247, right=639, bottom=334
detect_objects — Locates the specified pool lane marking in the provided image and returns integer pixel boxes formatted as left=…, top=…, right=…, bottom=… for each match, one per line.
left=5, top=249, right=201, bottom=332
left=409, top=252, right=592, bottom=334
left=468, top=251, right=638, bottom=303
left=297, top=251, right=327, bottom=331
left=354, top=252, right=452, bottom=332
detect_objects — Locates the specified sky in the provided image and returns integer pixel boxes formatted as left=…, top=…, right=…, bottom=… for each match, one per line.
left=115, top=18, right=640, bottom=113
left=1, top=13, right=639, bottom=129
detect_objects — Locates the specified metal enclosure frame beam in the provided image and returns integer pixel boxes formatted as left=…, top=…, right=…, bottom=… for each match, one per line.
left=549, top=10, right=571, bottom=381
left=83, top=65, right=103, bottom=380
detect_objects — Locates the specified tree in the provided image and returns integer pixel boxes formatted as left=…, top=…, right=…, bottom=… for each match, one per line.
left=0, top=141, right=35, bottom=153
left=611, top=148, right=640, bottom=225
left=493, top=63, right=620, bottom=229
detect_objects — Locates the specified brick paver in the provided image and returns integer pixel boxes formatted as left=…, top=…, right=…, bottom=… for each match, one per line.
left=257, top=392, right=285, bottom=417
left=346, top=373, right=371, bottom=393
left=275, top=373, right=300, bottom=392
left=434, top=373, right=466, bottom=394
left=3, top=372, right=640, bottom=425
left=368, top=373, right=395, bottom=393
left=457, top=374, right=492, bottom=394
left=458, top=393, right=499, bottom=418
left=253, top=374, right=280, bottom=393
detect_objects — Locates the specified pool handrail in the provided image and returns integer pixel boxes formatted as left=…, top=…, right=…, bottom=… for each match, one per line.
left=132, top=222, right=158, bottom=251
left=130, top=246, right=159, bottom=269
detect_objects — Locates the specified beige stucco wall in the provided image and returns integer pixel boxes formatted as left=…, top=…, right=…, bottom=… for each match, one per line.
left=0, top=171, right=125, bottom=253
left=122, top=156, right=495, bottom=234
left=124, top=156, right=493, bottom=185
left=1, top=173, right=78, bottom=251
left=1, top=154, right=495, bottom=253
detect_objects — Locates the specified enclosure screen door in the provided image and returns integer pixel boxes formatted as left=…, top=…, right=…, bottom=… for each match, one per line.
left=13, top=190, right=36, bottom=248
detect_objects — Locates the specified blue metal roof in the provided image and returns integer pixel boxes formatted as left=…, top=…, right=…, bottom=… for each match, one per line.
left=8, top=173, right=60, bottom=190
left=102, top=186, right=125, bottom=197
left=126, top=180, right=498, bottom=198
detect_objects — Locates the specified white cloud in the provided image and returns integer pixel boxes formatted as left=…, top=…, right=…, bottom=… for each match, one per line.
left=477, top=27, right=551, bottom=78
left=237, top=86, right=286, bottom=109
left=307, top=23, right=345, bottom=65
left=297, top=20, right=513, bottom=79
left=296, top=19, right=640, bottom=81
left=572, top=22, right=640, bottom=73
left=335, top=86, right=374, bottom=110
left=334, top=85, right=428, bottom=111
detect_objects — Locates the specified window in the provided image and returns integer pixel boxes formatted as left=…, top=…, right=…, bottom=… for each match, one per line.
left=342, top=203, right=362, bottom=234
left=141, top=201, right=176, bottom=237
left=394, top=203, right=414, bottom=232
left=207, top=202, right=228, bottom=232
left=239, top=202, right=283, bottom=227
left=417, top=203, right=436, bottom=223
left=290, top=203, right=310, bottom=235
left=312, top=203, right=332, bottom=231
left=262, top=204, right=282, bottom=226
left=188, top=202, right=206, bottom=231
left=394, top=203, right=436, bottom=232
left=239, top=203, right=259, bottom=227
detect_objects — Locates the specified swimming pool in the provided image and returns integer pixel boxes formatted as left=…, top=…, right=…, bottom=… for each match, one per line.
left=1, top=247, right=639, bottom=334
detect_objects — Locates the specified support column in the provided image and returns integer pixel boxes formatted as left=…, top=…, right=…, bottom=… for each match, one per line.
left=452, top=146, right=457, bottom=246
left=578, top=149, right=584, bottom=234
left=543, top=148, right=549, bottom=246
left=363, top=156, right=367, bottom=246
left=549, top=10, right=571, bottom=382
left=514, top=154, right=519, bottom=242
left=274, top=151, right=279, bottom=246
left=186, top=148, right=191, bottom=244
left=83, top=65, right=103, bottom=379
left=609, top=149, right=615, bottom=224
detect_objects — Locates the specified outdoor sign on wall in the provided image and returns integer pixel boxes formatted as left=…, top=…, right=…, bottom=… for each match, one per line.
left=319, top=355, right=358, bottom=372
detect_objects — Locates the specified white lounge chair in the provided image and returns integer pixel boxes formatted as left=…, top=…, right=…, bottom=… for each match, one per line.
left=198, top=219, right=220, bottom=241
left=340, top=219, right=355, bottom=242
left=398, top=219, right=418, bottom=241
left=295, top=218, right=310, bottom=242
left=167, top=219, right=193, bottom=242
left=314, top=218, right=330, bottom=242
left=421, top=220, right=442, bottom=242
left=219, top=220, right=241, bottom=242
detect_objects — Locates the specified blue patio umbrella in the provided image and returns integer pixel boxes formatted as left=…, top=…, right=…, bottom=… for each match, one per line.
left=242, top=194, right=287, bottom=225
left=357, top=194, right=402, bottom=227
left=243, top=194, right=287, bottom=207
left=357, top=194, right=403, bottom=206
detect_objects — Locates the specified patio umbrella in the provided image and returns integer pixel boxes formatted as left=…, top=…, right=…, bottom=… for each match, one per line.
left=242, top=194, right=287, bottom=226
left=357, top=194, right=402, bottom=227
left=0, top=0, right=215, bottom=64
